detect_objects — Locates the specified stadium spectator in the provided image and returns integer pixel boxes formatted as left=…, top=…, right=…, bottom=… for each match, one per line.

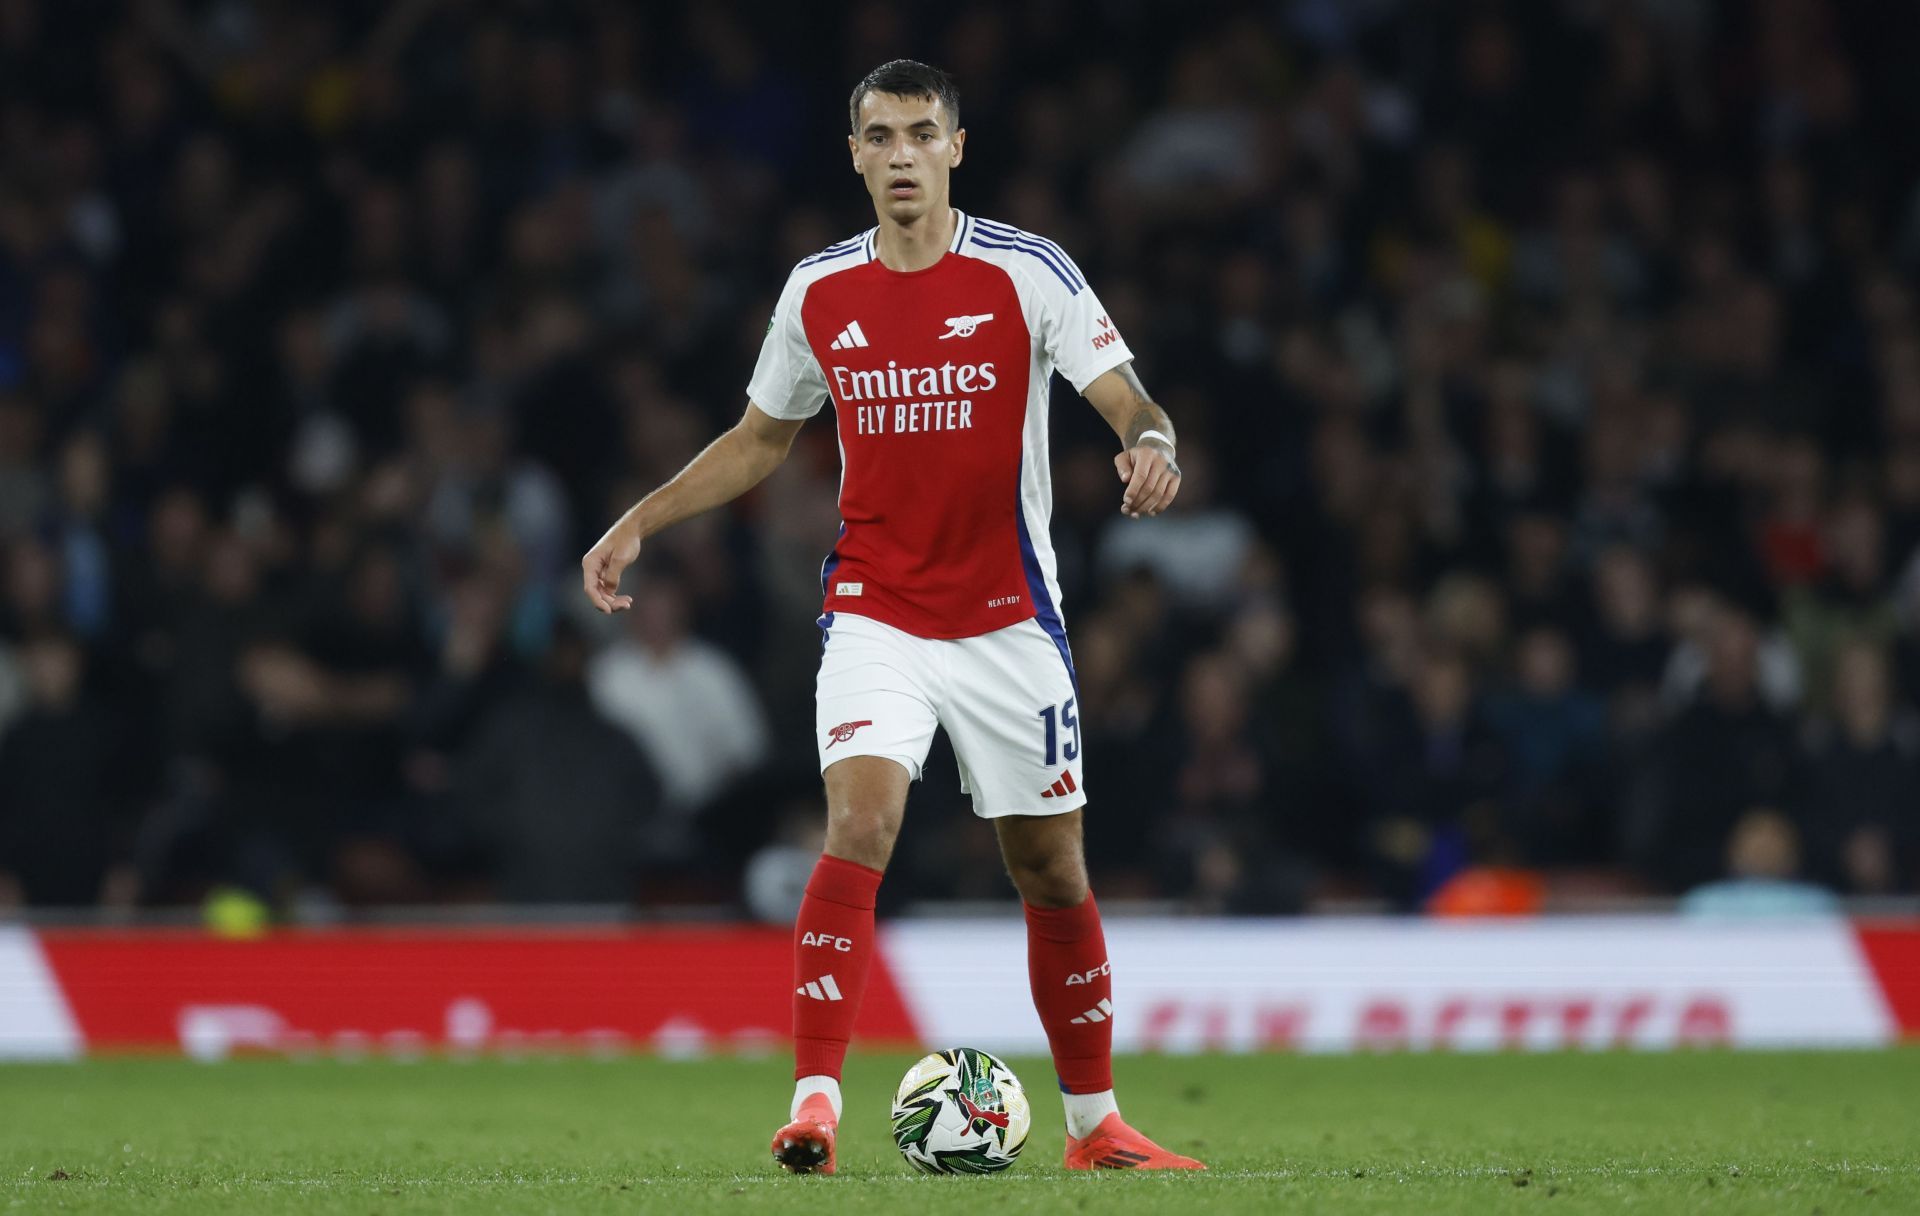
left=1093, top=442, right=1258, bottom=613
left=1783, top=496, right=1900, bottom=713
left=1352, top=646, right=1509, bottom=907
left=1680, top=809, right=1840, bottom=920
left=1628, top=604, right=1796, bottom=891
left=1578, top=545, right=1669, bottom=734
left=1797, top=642, right=1920, bottom=895
left=584, top=567, right=770, bottom=833
left=1486, top=625, right=1608, bottom=865
left=0, top=635, right=128, bottom=905
left=458, top=620, right=660, bottom=902
left=1156, top=651, right=1288, bottom=910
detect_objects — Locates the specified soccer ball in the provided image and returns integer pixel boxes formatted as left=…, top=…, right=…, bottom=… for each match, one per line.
left=890, top=1047, right=1031, bottom=1174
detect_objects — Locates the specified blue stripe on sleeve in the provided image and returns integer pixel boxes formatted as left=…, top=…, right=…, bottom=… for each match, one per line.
left=799, top=237, right=865, bottom=268
left=972, top=219, right=1086, bottom=290
left=967, top=235, right=1081, bottom=295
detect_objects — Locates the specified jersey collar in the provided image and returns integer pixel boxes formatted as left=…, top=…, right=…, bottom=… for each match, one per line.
left=866, top=209, right=968, bottom=270
left=949, top=208, right=972, bottom=253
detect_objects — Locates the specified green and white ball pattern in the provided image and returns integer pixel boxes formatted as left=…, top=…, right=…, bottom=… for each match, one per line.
left=889, top=1047, right=1031, bottom=1174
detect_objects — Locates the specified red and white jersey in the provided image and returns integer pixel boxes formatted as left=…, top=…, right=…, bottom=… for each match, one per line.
left=747, top=210, right=1133, bottom=645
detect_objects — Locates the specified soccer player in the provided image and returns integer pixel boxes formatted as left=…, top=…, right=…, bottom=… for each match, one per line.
left=582, top=60, right=1202, bottom=1174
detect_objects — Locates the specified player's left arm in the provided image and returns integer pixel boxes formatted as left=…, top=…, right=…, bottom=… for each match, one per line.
left=1083, top=361, right=1181, bottom=519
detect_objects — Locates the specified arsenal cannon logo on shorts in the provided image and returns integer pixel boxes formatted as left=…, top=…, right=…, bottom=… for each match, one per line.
left=825, top=720, right=874, bottom=749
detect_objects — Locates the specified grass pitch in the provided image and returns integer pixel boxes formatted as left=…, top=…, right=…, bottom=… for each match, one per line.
left=3, top=1050, right=1917, bottom=1214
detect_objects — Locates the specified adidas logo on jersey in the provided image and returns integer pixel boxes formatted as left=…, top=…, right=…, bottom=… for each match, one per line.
left=796, top=974, right=844, bottom=1001
left=828, top=320, right=870, bottom=350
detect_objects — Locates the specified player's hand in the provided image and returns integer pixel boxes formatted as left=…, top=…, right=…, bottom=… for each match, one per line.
left=581, top=522, right=642, bottom=612
left=1115, top=441, right=1181, bottom=519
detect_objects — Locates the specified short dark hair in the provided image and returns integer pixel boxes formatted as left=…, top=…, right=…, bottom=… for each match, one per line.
left=848, top=59, right=960, bottom=134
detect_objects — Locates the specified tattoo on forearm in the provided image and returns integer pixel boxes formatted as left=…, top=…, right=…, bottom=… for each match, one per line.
left=1114, top=367, right=1175, bottom=449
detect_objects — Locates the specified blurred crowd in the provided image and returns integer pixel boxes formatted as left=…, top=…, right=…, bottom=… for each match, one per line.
left=4, top=0, right=1920, bottom=915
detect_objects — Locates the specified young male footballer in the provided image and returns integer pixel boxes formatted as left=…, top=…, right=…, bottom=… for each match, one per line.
left=582, top=59, right=1200, bottom=1174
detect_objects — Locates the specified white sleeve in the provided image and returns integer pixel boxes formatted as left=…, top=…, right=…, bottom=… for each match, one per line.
left=1034, top=253, right=1134, bottom=393
left=745, top=269, right=828, bottom=420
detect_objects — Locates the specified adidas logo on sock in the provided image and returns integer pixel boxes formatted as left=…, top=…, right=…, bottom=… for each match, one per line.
left=828, top=321, right=870, bottom=350
left=797, top=974, right=844, bottom=1001
left=1070, top=998, right=1114, bottom=1025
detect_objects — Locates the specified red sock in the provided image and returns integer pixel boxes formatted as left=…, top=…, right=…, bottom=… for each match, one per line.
left=792, top=854, right=883, bottom=1081
left=1024, top=893, right=1115, bottom=1093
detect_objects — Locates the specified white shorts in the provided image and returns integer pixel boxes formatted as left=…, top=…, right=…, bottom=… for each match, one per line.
left=814, top=612, right=1085, bottom=818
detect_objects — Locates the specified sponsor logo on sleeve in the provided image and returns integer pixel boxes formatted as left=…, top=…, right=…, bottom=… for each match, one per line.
left=1091, top=314, right=1121, bottom=350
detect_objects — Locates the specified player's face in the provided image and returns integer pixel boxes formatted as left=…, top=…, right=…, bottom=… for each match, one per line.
left=849, top=91, right=964, bottom=224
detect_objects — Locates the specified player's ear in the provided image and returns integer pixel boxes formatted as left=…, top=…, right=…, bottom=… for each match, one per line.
left=950, top=127, right=965, bottom=169
left=848, top=132, right=860, bottom=171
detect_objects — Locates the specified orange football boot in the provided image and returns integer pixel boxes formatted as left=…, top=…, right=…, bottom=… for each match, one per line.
left=1062, top=1113, right=1207, bottom=1170
left=771, top=1092, right=838, bottom=1175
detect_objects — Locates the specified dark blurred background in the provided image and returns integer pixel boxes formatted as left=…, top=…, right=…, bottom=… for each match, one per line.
left=4, top=0, right=1920, bottom=918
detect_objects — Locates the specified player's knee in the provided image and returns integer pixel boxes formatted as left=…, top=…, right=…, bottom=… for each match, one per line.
left=1007, top=848, right=1088, bottom=909
left=824, top=802, right=901, bottom=871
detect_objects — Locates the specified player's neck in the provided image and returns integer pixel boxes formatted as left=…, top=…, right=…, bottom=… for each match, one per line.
left=872, top=204, right=956, bottom=273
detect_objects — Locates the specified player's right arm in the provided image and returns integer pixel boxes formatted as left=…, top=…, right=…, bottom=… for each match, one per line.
left=583, top=260, right=830, bottom=613
left=580, top=402, right=804, bottom=613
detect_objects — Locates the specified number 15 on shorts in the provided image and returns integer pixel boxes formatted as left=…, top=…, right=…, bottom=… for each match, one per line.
left=1039, top=697, right=1079, bottom=766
